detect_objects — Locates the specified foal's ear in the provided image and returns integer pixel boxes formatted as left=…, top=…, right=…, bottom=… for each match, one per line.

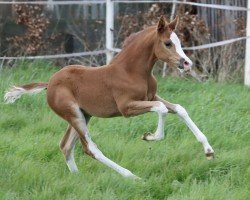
left=168, top=15, right=179, bottom=31
left=157, top=15, right=167, bottom=33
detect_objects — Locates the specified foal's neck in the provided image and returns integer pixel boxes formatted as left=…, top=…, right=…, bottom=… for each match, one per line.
left=111, top=27, right=157, bottom=77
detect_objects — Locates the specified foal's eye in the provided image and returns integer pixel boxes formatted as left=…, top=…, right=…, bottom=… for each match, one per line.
left=164, top=41, right=172, bottom=48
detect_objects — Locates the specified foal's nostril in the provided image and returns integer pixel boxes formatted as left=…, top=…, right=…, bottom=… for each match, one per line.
left=178, top=58, right=185, bottom=69
left=184, top=61, right=189, bottom=66
left=180, top=58, right=185, bottom=64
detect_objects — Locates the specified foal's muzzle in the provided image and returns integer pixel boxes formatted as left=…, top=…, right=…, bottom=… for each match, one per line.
left=178, top=58, right=192, bottom=72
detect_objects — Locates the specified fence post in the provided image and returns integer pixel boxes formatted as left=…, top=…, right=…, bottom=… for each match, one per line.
left=245, top=0, right=250, bottom=86
left=163, top=0, right=176, bottom=77
left=106, top=0, right=114, bottom=64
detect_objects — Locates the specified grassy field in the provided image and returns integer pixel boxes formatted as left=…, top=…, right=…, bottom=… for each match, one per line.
left=0, top=61, right=249, bottom=200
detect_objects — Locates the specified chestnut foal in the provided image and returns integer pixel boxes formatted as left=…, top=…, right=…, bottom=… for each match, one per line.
left=4, top=16, right=214, bottom=178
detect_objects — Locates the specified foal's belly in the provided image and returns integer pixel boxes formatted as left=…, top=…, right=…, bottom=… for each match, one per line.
left=76, top=89, right=121, bottom=118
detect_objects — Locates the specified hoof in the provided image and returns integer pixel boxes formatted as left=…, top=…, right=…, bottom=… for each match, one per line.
left=141, top=132, right=152, bottom=140
left=141, top=133, right=163, bottom=141
left=205, top=152, right=214, bottom=160
left=142, top=132, right=159, bottom=141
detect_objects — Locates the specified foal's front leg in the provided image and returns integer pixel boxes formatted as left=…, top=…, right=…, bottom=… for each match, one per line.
left=120, top=100, right=168, bottom=141
left=155, top=95, right=215, bottom=159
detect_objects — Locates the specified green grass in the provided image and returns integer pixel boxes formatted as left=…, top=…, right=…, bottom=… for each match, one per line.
left=0, top=61, right=250, bottom=200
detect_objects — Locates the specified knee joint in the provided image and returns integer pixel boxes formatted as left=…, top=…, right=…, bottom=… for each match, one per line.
left=151, top=101, right=168, bottom=114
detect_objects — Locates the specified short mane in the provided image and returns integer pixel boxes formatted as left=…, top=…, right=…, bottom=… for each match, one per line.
left=110, top=26, right=156, bottom=64
left=122, top=26, right=156, bottom=48
left=122, top=31, right=141, bottom=48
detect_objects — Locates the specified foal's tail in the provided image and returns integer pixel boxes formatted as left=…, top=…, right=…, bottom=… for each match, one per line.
left=4, top=82, right=48, bottom=104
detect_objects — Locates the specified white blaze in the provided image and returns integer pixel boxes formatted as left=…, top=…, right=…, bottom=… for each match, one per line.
left=170, top=32, right=193, bottom=68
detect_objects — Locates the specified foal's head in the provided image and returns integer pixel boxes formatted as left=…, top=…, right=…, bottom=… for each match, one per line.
left=154, top=16, right=192, bottom=72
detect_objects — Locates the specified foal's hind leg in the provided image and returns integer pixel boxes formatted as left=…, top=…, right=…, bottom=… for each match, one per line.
left=60, top=125, right=79, bottom=172
left=66, top=104, right=138, bottom=178
left=60, top=117, right=91, bottom=172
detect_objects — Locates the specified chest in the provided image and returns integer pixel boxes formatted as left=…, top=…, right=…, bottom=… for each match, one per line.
left=146, top=76, right=157, bottom=100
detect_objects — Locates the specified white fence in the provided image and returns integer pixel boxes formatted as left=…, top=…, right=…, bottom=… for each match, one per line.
left=0, top=0, right=250, bottom=86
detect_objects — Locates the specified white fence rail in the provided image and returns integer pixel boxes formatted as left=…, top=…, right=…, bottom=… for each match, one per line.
left=0, top=50, right=107, bottom=60
left=106, top=0, right=114, bottom=64
left=245, top=0, right=250, bottom=86
left=0, top=1, right=106, bottom=5
left=0, top=0, right=249, bottom=85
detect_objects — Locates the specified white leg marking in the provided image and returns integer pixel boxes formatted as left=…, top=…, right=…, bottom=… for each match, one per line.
left=150, top=101, right=168, bottom=113
left=66, top=147, right=78, bottom=173
left=72, top=106, right=139, bottom=178
left=175, top=104, right=214, bottom=155
left=145, top=102, right=168, bottom=141
left=65, top=132, right=79, bottom=173
left=87, top=139, right=138, bottom=178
